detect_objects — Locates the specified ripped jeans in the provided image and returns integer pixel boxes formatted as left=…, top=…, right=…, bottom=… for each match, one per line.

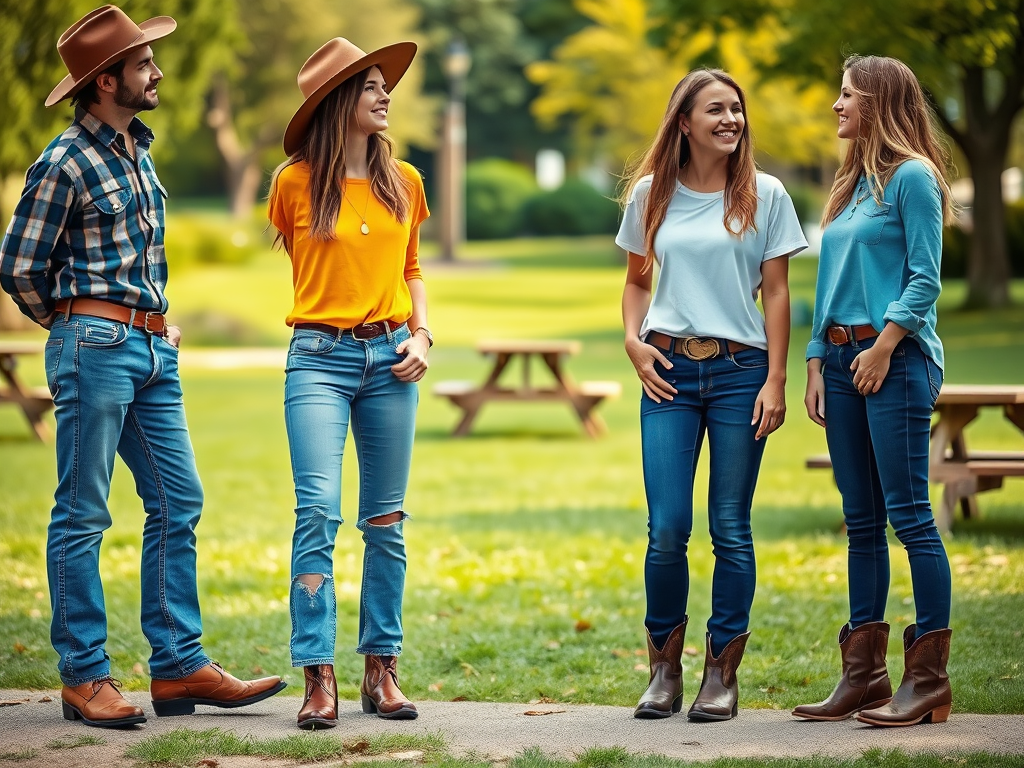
left=284, top=325, right=418, bottom=666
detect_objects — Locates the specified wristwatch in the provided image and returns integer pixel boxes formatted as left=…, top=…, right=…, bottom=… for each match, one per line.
left=414, top=326, right=434, bottom=347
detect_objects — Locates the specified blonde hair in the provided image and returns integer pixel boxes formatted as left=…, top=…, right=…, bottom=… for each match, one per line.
left=821, top=55, right=955, bottom=228
left=269, top=67, right=412, bottom=244
left=619, top=69, right=759, bottom=273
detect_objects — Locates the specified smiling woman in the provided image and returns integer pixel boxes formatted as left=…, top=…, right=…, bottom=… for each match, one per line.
left=616, top=68, right=808, bottom=724
left=267, top=36, right=430, bottom=730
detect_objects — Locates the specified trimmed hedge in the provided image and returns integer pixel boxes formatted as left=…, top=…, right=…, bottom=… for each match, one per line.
left=942, top=201, right=1024, bottom=278
left=465, top=159, right=538, bottom=240
left=521, top=180, right=620, bottom=236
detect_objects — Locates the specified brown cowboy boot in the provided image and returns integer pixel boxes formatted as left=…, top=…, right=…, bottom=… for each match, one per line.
left=687, top=631, right=750, bottom=721
left=61, top=678, right=146, bottom=728
left=361, top=655, right=418, bottom=720
left=297, top=665, right=338, bottom=730
left=857, top=625, right=952, bottom=727
left=633, top=619, right=687, bottom=719
left=792, top=622, right=892, bottom=721
left=151, top=662, right=286, bottom=716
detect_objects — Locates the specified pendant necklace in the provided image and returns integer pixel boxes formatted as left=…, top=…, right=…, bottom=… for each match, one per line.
left=850, top=178, right=871, bottom=214
left=344, top=186, right=371, bottom=235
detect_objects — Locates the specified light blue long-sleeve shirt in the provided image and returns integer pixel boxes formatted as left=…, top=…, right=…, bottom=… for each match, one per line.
left=806, top=159, right=944, bottom=368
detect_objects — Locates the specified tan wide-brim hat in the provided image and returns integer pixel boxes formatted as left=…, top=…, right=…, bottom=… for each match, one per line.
left=283, top=38, right=417, bottom=156
left=46, top=4, right=176, bottom=107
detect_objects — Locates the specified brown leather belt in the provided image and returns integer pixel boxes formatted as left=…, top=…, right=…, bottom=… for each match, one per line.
left=646, top=331, right=755, bottom=361
left=56, top=297, right=167, bottom=335
left=827, top=324, right=879, bottom=345
left=294, top=320, right=404, bottom=340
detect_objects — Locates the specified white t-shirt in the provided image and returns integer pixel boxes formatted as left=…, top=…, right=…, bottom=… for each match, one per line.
left=616, top=173, right=808, bottom=350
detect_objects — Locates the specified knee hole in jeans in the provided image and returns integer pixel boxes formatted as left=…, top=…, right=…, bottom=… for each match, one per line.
left=367, top=510, right=404, bottom=527
left=294, top=573, right=329, bottom=596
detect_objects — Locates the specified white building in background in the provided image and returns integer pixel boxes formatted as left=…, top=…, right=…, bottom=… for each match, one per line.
left=535, top=149, right=565, bottom=190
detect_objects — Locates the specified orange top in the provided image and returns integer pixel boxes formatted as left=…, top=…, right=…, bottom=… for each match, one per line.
left=268, top=160, right=429, bottom=327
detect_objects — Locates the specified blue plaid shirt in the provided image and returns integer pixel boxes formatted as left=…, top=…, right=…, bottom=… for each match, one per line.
left=0, top=110, right=168, bottom=325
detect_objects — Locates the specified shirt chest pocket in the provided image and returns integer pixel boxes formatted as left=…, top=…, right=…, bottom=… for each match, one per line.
left=854, top=200, right=891, bottom=246
left=89, top=186, right=133, bottom=216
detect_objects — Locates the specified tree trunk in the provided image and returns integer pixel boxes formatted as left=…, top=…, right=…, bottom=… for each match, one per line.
left=207, top=75, right=271, bottom=222
left=949, top=64, right=1019, bottom=309
left=964, top=152, right=1011, bottom=309
left=226, top=154, right=264, bottom=221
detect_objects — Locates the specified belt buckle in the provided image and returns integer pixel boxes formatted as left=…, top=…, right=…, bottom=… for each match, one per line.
left=680, top=337, right=720, bottom=361
left=828, top=326, right=851, bottom=345
left=142, top=312, right=163, bottom=335
left=353, top=323, right=378, bottom=340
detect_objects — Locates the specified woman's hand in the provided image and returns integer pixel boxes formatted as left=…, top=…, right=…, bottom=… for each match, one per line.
left=625, top=336, right=676, bottom=403
left=391, top=332, right=429, bottom=382
left=850, top=343, right=892, bottom=395
left=752, top=377, right=786, bottom=439
left=805, top=360, right=825, bottom=427
left=166, top=325, right=182, bottom=349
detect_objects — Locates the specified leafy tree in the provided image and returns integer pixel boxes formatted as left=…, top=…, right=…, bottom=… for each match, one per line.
left=659, top=0, right=1024, bottom=309
left=527, top=0, right=836, bottom=172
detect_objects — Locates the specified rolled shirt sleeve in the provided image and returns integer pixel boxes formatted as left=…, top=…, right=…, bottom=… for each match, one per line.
left=882, top=163, right=942, bottom=333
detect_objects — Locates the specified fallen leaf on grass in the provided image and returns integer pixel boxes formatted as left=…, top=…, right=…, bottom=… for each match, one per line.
left=634, top=663, right=647, bottom=671
left=38, top=696, right=53, bottom=703
left=545, top=641, right=561, bottom=650
left=13, top=643, right=27, bottom=653
left=428, top=682, right=444, bottom=692
left=683, top=646, right=699, bottom=656
left=524, top=709, right=567, bottom=716
left=197, top=759, right=219, bottom=768
left=347, top=740, right=370, bottom=754
left=133, top=663, right=145, bottom=675
left=0, top=699, right=29, bottom=707
left=450, top=696, right=467, bottom=701
left=611, top=649, right=630, bottom=658
left=574, top=620, right=592, bottom=632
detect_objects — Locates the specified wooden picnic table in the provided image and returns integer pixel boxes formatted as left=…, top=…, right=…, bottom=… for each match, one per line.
left=433, top=339, right=621, bottom=437
left=0, top=340, right=53, bottom=440
left=807, top=384, right=1024, bottom=531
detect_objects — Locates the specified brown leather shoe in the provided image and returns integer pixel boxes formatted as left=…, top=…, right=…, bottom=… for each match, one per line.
left=687, top=631, right=750, bottom=721
left=857, top=625, right=953, bottom=727
left=297, top=665, right=338, bottom=730
left=151, top=662, right=286, bottom=716
left=61, top=678, right=146, bottom=728
left=792, top=622, right=892, bottom=721
left=634, top=619, right=687, bottom=719
left=360, top=655, right=417, bottom=720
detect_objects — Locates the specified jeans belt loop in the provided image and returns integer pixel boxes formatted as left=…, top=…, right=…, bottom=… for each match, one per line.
left=128, top=307, right=137, bottom=331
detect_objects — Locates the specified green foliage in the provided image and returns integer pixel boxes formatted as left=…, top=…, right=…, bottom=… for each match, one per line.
left=784, top=182, right=825, bottom=225
left=163, top=213, right=266, bottom=268
left=45, top=735, right=105, bottom=750
left=522, top=181, right=620, bottom=236
left=466, top=159, right=539, bottom=239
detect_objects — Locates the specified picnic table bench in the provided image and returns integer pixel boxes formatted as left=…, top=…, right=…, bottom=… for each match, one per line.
left=806, top=384, right=1024, bottom=531
left=0, top=340, right=53, bottom=440
left=433, top=339, right=621, bottom=437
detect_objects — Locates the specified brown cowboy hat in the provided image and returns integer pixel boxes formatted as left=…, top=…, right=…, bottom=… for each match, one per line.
left=283, top=38, right=417, bottom=155
left=46, top=5, right=177, bottom=107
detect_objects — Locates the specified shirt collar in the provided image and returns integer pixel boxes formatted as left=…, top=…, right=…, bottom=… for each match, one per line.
left=75, top=108, right=156, bottom=151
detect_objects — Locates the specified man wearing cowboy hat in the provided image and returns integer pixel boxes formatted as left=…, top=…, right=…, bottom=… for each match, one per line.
left=0, top=5, right=285, bottom=728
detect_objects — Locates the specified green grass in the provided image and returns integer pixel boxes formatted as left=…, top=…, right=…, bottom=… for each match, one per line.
left=44, top=733, right=106, bottom=750
left=124, top=729, right=446, bottom=766
left=2, top=236, right=1023, bottom=716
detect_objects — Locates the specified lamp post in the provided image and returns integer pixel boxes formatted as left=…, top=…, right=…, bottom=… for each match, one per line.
left=438, top=39, right=471, bottom=262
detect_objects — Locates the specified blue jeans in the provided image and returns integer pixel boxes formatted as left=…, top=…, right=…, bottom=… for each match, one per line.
left=822, top=335, right=951, bottom=634
left=640, top=345, right=769, bottom=656
left=284, top=325, right=417, bottom=666
left=44, top=315, right=210, bottom=686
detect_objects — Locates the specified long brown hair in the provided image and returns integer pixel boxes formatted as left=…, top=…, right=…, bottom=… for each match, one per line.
left=270, top=67, right=412, bottom=243
left=619, top=69, right=759, bottom=273
left=821, top=55, right=955, bottom=228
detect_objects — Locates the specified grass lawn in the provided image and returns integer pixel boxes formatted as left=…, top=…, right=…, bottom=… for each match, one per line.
left=1, top=236, right=1023, bottom=719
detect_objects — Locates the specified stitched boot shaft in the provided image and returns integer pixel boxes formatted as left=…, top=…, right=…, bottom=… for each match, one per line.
left=687, top=631, right=750, bottom=721
left=857, top=625, right=952, bottom=727
left=360, top=655, right=418, bottom=720
left=297, top=665, right=338, bottom=730
left=792, top=622, right=892, bottom=721
left=61, top=678, right=146, bottom=728
left=633, top=619, right=687, bottom=719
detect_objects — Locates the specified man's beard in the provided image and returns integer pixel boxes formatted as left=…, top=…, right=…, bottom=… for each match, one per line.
left=113, top=79, right=157, bottom=111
